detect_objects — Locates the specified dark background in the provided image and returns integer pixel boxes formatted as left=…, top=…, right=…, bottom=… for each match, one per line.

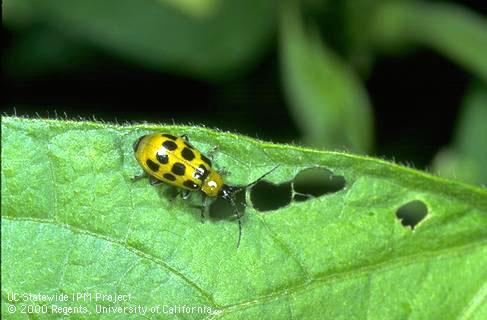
left=2, top=0, right=486, bottom=168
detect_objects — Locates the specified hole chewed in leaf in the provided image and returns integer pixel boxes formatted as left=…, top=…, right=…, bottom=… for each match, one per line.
left=292, top=167, right=345, bottom=201
left=396, top=200, right=428, bottom=229
left=209, top=190, right=246, bottom=221
left=250, top=181, right=293, bottom=212
left=250, top=166, right=346, bottom=212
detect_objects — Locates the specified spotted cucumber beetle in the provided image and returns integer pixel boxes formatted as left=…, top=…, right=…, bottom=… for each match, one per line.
left=132, top=133, right=279, bottom=247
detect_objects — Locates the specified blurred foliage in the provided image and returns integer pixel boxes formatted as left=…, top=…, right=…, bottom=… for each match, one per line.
left=279, top=1, right=373, bottom=152
left=3, top=0, right=277, bottom=79
left=156, top=0, right=220, bottom=17
left=372, top=0, right=487, bottom=83
left=3, top=0, right=487, bottom=182
left=433, top=81, right=487, bottom=185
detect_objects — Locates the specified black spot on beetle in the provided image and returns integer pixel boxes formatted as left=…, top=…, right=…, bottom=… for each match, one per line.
left=199, top=165, right=210, bottom=180
left=162, top=140, right=178, bottom=151
left=172, top=162, right=186, bottom=176
left=156, top=152, right=169, bottom=164
left=162, top=134, right=177, bottom=140
left=194, top=165, right=209, bottom=181
left=201, top=154, right=212, bottom=167
left=183, top=180, right=199, bottom=190
left=163, top=173, right=176, bottom=181
left=181, top=147, right=195, bottom=161
left=146, top=159, right=160, bottom=172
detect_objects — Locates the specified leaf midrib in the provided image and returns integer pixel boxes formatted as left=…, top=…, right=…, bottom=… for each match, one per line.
left=2, top=215, right=219, bottom=308
left=5, top=117, right=487, bottom=207
left=3, top=215, right=485, bottom=315
left=220, top=240, right=485, bottom=316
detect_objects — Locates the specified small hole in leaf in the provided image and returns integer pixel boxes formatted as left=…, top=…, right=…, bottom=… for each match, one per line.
left=396, top=200, right=428, bottom=229
left=209, top=191, right=246, bottom=221
left=250, top=181, right=292, bottom=212
left=292, top=167, right=345, bottom=200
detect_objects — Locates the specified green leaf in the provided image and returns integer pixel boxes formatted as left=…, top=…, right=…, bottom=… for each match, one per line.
left=372, top=1, right=487, bottom=83
left=3, top=0, right=35, bottom=29
left=155, top=0, right=220, bottom=18
left=279, top=1, right=373, bottom=152
left=433, top=81, right=487, bottom=185
left=4, top=0, right=276, bottom=80
left=2, top=116, right=487, bottom=319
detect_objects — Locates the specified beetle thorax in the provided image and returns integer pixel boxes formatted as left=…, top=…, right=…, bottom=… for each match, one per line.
left=201, top=170, right=223, bottom=197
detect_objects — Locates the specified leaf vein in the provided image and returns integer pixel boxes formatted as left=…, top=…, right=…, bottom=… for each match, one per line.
left=2, top=216, right=219, bottom=308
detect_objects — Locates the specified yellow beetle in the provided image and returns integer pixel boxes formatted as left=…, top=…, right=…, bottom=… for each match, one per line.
left=133, top=133, right=278, bottom=247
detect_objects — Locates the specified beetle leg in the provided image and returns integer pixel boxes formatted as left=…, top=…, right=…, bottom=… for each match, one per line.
left=207, top=145, right=219, bottom=161
left=181, top=190, right=191, bottom=200
left=218, top=167, right=229, bottom=177
left=132, top=172, right=147, bottom=182
left=180, top=134, right=190, bottom=142
left=226, top=195, right=243, bottom=248
left=235, top=205, right=242, bottom=248
left=149, top=176, right=164, bottom=186
left=200, top=196, right=208, bottom=223
left=170, top=189, right=190, bottom=201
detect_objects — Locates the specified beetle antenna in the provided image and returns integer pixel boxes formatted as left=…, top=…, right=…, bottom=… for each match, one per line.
left=227, top=195, right=242, bottom=248
left=221, top=165, right=280, bottom=248
left=219, top=185, right=242, bottom=248
left=244, top=165, right=280, bottom=189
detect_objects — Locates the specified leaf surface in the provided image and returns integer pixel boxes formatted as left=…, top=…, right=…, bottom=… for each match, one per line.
left=2, top=116, right=486, bottom=319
